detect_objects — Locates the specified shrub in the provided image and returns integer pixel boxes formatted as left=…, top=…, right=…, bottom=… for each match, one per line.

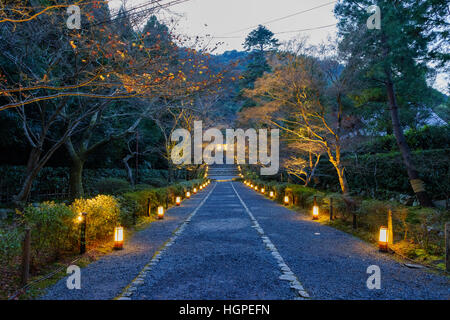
left=95, top=178, right=131, bottom=195
left=121, top=190, right=158, bottom=218
left=120, top=179, right=204, bottom=219
left=22, top=202, right=78, bottom=263
left=71, top=195, right=120, bottom=243
left=0, top=227, right=22, bottom=266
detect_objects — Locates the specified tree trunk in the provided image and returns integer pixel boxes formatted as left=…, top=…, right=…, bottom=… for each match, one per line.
left=69, top=157, right=86, bottom=200
left=15, top=147, right=42, bottom=203
left=15, top=169, right=38, bottom=204
left=167, top=161, right=174, bottom=184
left=123, top=154, right=135, bottom=187
left=335, top=164, right=349, bottom=195
left=385, top=76, right=433, bottom=207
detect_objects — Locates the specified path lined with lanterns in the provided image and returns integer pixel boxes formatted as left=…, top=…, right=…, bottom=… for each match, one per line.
left=42, top=178, right=449, bottom=300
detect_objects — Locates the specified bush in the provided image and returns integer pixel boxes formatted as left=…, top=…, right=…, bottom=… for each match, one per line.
left=0, top=227, right=22, bottom=266
left=0, top=166, right=170, bottom=201
left=22, top=202, right=78, bottom=263
left=95, top=178, right=131, bottom=195
left=71, top=195, right=120, bottom=243
left=355, top=125, right=450, bottom=154
left=313, top=148, right=449, bottom=200
left=120, top=179, right=204, bottom=219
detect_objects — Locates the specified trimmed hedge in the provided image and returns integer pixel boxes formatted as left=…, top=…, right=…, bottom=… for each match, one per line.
left=354, top=125, right=450, bottom=154
left=0, top=166, right=169, bottom=201
left=0, top=178, right=207, bottom=268
left=311, top=149, right=449, bottom=200
left=120, top=179, right=204, bottom=218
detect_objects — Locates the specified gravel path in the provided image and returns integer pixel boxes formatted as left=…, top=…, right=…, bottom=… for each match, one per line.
left=233, top=182, right=449, bottom=300
left=40, top=188, right=211, bottom=300
left=41, top=181, right=449, bottom=300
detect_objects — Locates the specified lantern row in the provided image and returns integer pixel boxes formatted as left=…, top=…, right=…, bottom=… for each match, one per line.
left=75, top=180, right=212, bottom=252
left=242, top=180, right=390, bottom=253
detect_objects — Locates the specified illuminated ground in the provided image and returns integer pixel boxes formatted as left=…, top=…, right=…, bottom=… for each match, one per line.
left=41, top=182, right=449, bottom=300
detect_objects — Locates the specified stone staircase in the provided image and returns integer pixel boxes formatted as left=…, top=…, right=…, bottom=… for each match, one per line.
left=207, top=164, right=239, bottom=181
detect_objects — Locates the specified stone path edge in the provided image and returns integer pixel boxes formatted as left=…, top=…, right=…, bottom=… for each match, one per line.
left=114, top=183, right=218, bottom=300
left=230, top=182, right=311, bottom=299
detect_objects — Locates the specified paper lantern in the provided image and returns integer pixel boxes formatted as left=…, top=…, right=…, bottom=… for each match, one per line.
left=157, top=206, right=164, bottom=219
left=114, top=227, right=124, bottom=250
left=379, top=226, right=389, bottom=252
left=312, top=205, right=319, bottom=220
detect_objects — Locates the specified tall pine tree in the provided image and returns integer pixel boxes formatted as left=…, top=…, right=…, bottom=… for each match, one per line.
left=335, top=0, right=449, bottom=207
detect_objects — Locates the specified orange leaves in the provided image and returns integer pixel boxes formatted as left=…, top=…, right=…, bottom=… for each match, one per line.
left=69, top=40, right=77, bottom=50
left=115, top=50, right=125, bottom=59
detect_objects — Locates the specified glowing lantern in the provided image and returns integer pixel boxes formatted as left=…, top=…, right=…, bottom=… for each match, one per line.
left=379, top=226, right=389, bottom=252
left=114, top=227, right=124, bottom=250
left=251, top=184, right=254, bottom=188
left=269, top=191, right=274, bottom=198
left=157, top=206, right=164, bottom=219
left=186, top=191, right=191, bottom=199
left=176, top=196, right=181, bottom=206
left=312, top=205, right=319, bottom=220
left=261, top=188, right=265, bottom=194
left=284, top=196, right=290, bottom=205
left=200, top=185, right=203, bottom=190
left=254, top=186, right=258, bottom=191
left=193, top=187, right=197, bottom=194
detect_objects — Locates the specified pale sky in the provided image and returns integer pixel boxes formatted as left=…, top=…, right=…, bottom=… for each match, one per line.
left=109, top=0, right=339, bottom=51
left=108, top=0, right=448, bottom=94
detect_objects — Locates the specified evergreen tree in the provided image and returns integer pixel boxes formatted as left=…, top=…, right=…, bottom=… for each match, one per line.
left=335, top=0, right=449, bottom=207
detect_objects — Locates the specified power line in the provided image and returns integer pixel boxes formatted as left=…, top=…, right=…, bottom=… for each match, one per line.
left=87, top=0, right=190, bottom=28
left=222, top=1, right=337, bottom=36
left=212, top=23, right=337, bottom=39
left=275, top=23, right=336, bottom=35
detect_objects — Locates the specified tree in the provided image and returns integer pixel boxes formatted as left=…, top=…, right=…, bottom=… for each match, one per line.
left=239, top=25, right=279, bottom=99
left=241, top=43, right=354, bottom=196
left=335, top=0, right=449, bottom=206
left=243, top=25, right=279, bottom=53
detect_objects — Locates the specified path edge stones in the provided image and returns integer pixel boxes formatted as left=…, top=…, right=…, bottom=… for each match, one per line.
left=114, top=183, right=218, bottom=300
left=230, top=182, right=311, bottom=300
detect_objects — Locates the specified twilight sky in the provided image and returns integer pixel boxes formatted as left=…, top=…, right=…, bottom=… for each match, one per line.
left=108, top=0, right=447, bottom=93
left=109, top=0, right=339, bottom=51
